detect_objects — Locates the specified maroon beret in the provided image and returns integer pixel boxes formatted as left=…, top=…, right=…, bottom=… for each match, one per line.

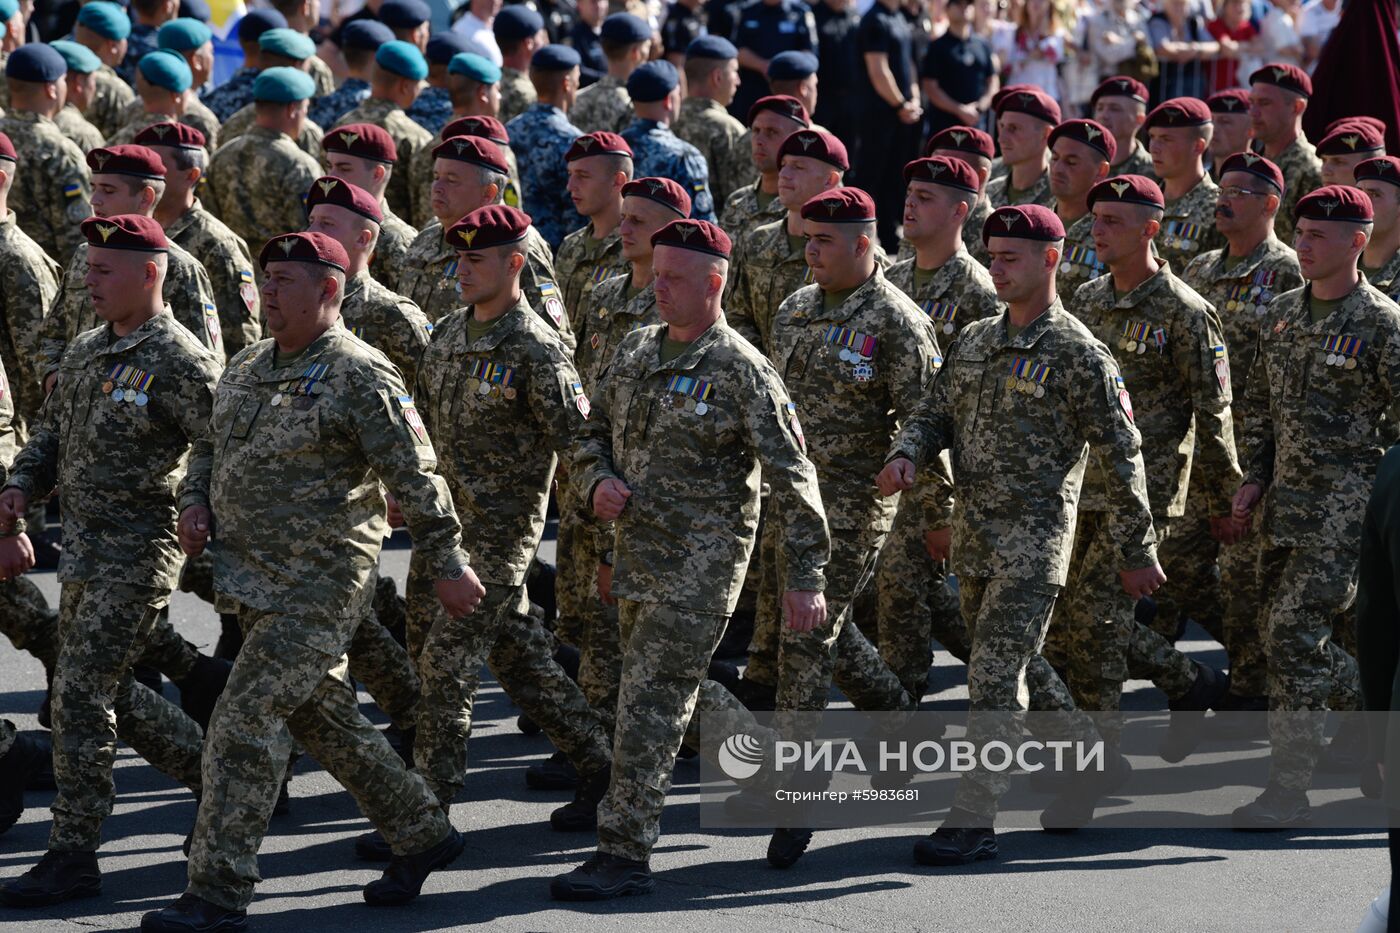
left=1317, top=123, right=1386, bottom=157
left=1049, top=118, right=1117, bottom=162
left=82, top=214, right=168, bottom=252
left=991, top=83, right=1036, bottom=110
left=1207, top=88, right=1251, bottom=114
left=133, top=121, right=206, bottom=150
left=747, top=94, right=809, bottom=128
left=621, top=176, right=691, bottom=217
left=323, top=123, right=398, bottom=163
left=1090, top=75, right=1149, bottom=107
left=1088, top=174, right=1164, bottom=209
left=903, top=155, right=981, bottom=193
left=446, top=204, right=532, bottom=251
left=651, top=218, right=730, bottom=258
left=305, top=175, right=383, bottom=224
left=1250, top=62, right=1312, bottom=98
left=88, top=144, right=165, bottom=179
left=924, top=125, right=995, bottom=161
left=0, top=132, right=15, bottom=162
left=259, top=231, right=349, bottom=271
left=981, top=204, right=1065, bottom=246
left=799, top=186, right=876, bottom=223
left=777, top=128, right=848, bottom=171
left=1325, top=115, right=1388, bottom=138
left=441, top=114, right=508, bottom=145
left=995, top=86, right=1061, bottom=125
left=1355, top=156, right=1400, bottom=188
left=566, top=131, right=633, bottom=162
left=432, top=134, right=510, bottom=174
left=1218, top=151, right=1285, bottom=192
left=1295, top=184, right=1374, bottom=222
left=1145, top=96, right=1213, bottom=130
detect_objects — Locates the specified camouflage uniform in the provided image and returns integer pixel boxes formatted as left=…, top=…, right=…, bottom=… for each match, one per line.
left=985, top=167, right=1052, bottom=211
left=727, top=127, right=760, bottom=192
left=553, top=225, right=626, bottom=328
left=1114, top=140, right=1156, bottom=180
left=218, top=103, right=326, bottom=159
left=42, top=241, right=224, bottom=378
left=718, top=178, right=784, bottom=238
left=507, top=103, right=583, bottom=250
left=410, top=134, right=522, bottom=228
left=1156, top=174, right=1225, bottom=271
left=0, top=212, right=59, bottom=429
left=621, top=118, right=715, bottom=222
left=405, top=86, right=453, bottom=135
left=1174, top=236, right=1303, bottom=696
left=53, top=105, right=105, bottom=153
left=1364, top=249, right=1400, bottom=302
left=85, top=65, right=137, bottom=137
left=0, top=111, right=91, bottom=266
left=574, top=318, right=828, bottom=862
left=889, top=299, right=1155, bottom=821
left=1239, top=279, right=1397, bottom=791
left=117, top=24, right=159, bottom=84
left=963, top=196, right=994, bottom=266
left=1263, top=136, right=1322, bottom=246
left=337, top=97, right=434, bottom=224
left=498, top=67, right=537, bottom=125
left=177, top=322, right=461, bottom=911
left=309, top=76, right=371, bottom=130
left=672, top=97, right=746, bottom=208
left=204, top=125, right=321, bottom=251
left=340, top=269, right=431, bottom=389
left=165, top=200, right=263, bottom=357
left=372, top=203, right=416, bottom=293
left=1058, top=264, right=1239, bottom=729
left=7, top=311, right=219, bottom=851
left=412, top=297, right=611, bottom=803
left=1055, top=211, right=1106, bottom=298
left=398, top=220, right=576, bottom=351
left=569, top=74, right=633, bottom=134
left=105, top=98, right=221, bottom=151
left=200, top=67, right=258, bottom=123
left=723, top=217, right=813, bottom=354
left=305, top=53, right=336, bottom=98
left=869, top=251, right=1002, bottom=697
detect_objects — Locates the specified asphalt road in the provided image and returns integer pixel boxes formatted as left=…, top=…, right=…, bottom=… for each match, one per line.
left=0, top=541, right=1389, bottom=932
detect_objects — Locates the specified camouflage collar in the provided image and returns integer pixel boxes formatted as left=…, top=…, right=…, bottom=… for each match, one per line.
left=459, top=296, right=530, bottom=353
left=161, top=202, right=201, bottom=241
left=100, top=306, right=175, bottom=357
left=1293, top=278, right=1373, bottom=333
left=901, top=248, right=970, bottom=302
left=1204, top=235, right=1285, bottom=283
left=803, top=267, right=884, bottom=326
left=621, top=281, right=656, bottom=314
left=249, top=320, right=343, bottom=379
left=998, top=298, right=1064, bottom=349
left=1110, top=261, right=1176, bottom=309
left=342, top=269, right=372, bottom=305
left=643, top=318, right=726, bottom=376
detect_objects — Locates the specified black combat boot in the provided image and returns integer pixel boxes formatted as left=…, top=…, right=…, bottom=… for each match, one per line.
left=0, top=850, right=102, bottom=907
left=550, top=852, right=654, bottom=901
left=362, top=828, right=465, bottom=906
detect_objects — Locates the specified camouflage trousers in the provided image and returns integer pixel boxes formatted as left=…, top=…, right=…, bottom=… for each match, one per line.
left=1217, top=531, right=1269, bottom=697
left=1048, top=513, right=1197, bottom=745
left=405, top=568, right=611, bottom=805
left=186, top=603, right=449, bottom=911
left=950, top=576, right=1099, bottom=822
left=50, top=580, right=204, bottom=852
left=597, top=598, right=740, bottom=862
left=741, top=509, right=783, bottom=687
left=1256, top=544, right=1362, bottom=792
left=558, top=477, right=621, bottom=731
left=1153, top=467, right=1225, bottom=643
left=0, top=576, right=59, bottom=671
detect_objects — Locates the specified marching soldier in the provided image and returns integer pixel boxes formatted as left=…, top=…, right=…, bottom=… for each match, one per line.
left=323, top=123, right=417, bottom=292
left=569, top=13, right=650, bottom=135
left=718, top=94, right=807, bottom=237
left=215, top=28, right=328, bottom=157
left=556, top=131, right=632, bottom=327
left=620, top=60, right=715, bottom=223
left=1049, top=118, right=1115, bottom=297
left=1145, top=97, right=1225, bottom=269
left=495, top=6, right=545, bottom=125
left=1317, top=120, right=1387, bottom=188
left=924, top=125, right=997, bottom=263
left=1249, top=63, right=1323, bottom=245
left=1357, top=156, right=1400, bottom=300
left=72, top=2, right=137, bottom=139
left=409, top=115, right=522, bottom=234
left=673, top=37, right=746, bottom=209
left=1207, top=89, right=1255, bottom=181
left=1090, top=76, right=1154, bottom=180
left=507, top=44, right=584, bottom=251
left=985, top=87, right=1058, bottom=210
left=0, top=132, right=59, bottom=433
left=150, top=18, right=221, bottom=143
left=105, top=49, right=215, bottom=150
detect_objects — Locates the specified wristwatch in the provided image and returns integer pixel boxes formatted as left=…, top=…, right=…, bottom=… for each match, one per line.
left=444, top=562, right=471, bottom=581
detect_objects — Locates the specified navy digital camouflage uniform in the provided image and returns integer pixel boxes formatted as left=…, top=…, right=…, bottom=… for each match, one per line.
left=116, top=23, right=159, bottom=85
left=309, top=77, right=372, bottom=130
left=507, top=103, right=584, bottom=250
left=406, top=85, right=453, bottom=136
left=621, top=118, right=715, bottom=223
left=201, top=67, right=259, bottom=123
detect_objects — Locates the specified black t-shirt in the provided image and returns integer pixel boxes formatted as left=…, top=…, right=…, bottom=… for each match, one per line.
left=857, top=2, right=914, bottom=111
left=570, top=21, right=607, bottom=85
left=662, top=3, right=705, bottom=57
left=732, top=0, right=818, bottom=118
left=920, top=29, right=994, bottom=134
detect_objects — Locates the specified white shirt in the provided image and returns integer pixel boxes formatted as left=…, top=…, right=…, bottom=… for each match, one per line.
left=451, top=11, right=502, bottom=65
left=1298, top=0, right=1342, bottom=40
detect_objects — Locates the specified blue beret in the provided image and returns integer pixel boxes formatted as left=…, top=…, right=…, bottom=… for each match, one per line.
left=448, top=51, right=500, bottom=83
left=531, top=43, right=579, bottom=72
left=50, top=40, right=102, bottom=74
left=158, top=17, right=212, bottom=51
left=626, top=59, right=678, bottom=102
left=0, top=0, right=18, bottom=21
left=253, top=65, right=316, bottom=102
left=77, top=2, right=132, bottom=40
left=236, top=9, right=286, bottom=43
left=6, top=44, right=67, bottom=83
left=375, top=39, right=428, bottom=80
left=138, top=49, right=193, bottom=92
left=600, top=12, right=650, bottom=44
left=494, top=5, right=543, bottom=41
left=258, top=27, right=316, bottom=60
left=687, top=35, right=737, bottom=60
left=425, top=31, right=472, bottom=64
left=768, top=50, right=818, bottom=81
left=178, top=0, right=211, bottom=23
left=379, top=0, right=430, bottom=29
left=341, top=19, right=394, bottom=51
